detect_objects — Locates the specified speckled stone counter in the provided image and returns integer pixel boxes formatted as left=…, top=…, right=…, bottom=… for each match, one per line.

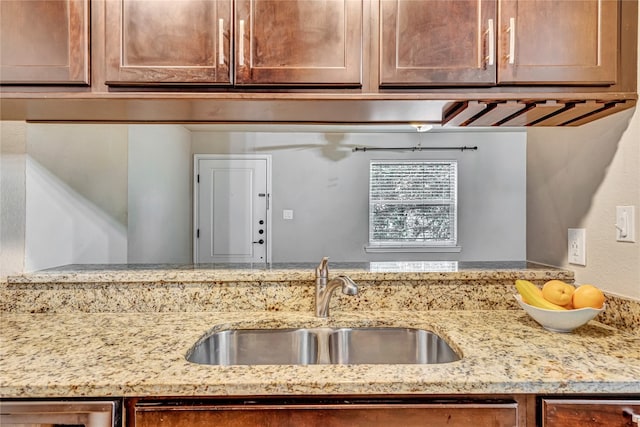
left=5, top=261, right=574, bottom=284
left=3, top=261, right=639, bottom=333
left=1, top=310, right=639, bottom=398
left=2, top=262, right=573, bottom=314
left=1, top=262, right=639, bottom=399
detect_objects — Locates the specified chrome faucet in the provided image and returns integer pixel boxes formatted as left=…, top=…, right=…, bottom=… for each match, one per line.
left=315, top=257, right=358, bottom=317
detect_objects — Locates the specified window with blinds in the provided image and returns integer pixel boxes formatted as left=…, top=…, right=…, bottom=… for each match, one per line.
left=369, top=161, right=457, bottom=247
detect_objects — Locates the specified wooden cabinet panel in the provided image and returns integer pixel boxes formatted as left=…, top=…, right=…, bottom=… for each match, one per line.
left=105, top=0, right=232, bottom=85
left=380, top=0, right=496, bottom=86
left=542, top=398, right=640, bottom=426
left=498, top=0, right=618, bottom=85
left=0, top=0, right=89, bottom=84
left=235, top=0, right=362, bottom=86
left=381, top=0, right=620, bottom=87
left=131, top=402, right=519, bottom=427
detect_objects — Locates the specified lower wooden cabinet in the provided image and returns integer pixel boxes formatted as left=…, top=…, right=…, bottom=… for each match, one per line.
left=128, top=399, right=520, bottom=427
left=127, top=396, right=640, bottom=426
left=541, top=398, right=640, bottom=427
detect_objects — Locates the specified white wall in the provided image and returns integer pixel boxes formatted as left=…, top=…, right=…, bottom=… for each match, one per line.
left=128, top=125, right=192, bottom=263
left=2, top=123, right=526, bottom=273
left=527, top=11, right=640, bottom=301
left=1, top=123, right=192, bottom=274
left=0, top=122, right=27, bottom=279
left=192, top=130, right=527, bottom=262
left=527, top=109, right=640, bottom=300
left=24, top=124, right=128, bottom=271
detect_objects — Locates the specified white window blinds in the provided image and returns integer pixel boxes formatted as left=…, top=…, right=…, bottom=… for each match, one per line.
left=369, top=161, right=457, bottom=246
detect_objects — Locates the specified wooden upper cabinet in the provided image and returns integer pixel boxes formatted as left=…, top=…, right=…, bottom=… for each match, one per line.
left=105, top=0, right=232, bottom=85
left=498, top=0, right=618, bottom=85
left=380, top=0, right=620, bottom=87
left=235, top=0, right=363, bottom=86
left=0, top=0, right=89, bottom=85
left=380, top=0, right=497, bottom=86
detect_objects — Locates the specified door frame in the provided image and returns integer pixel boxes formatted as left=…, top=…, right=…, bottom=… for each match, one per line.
left=193, top=154, right=273, bottom=263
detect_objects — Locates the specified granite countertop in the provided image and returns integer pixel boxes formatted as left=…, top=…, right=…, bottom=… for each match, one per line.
left=1, top=262, right=638, bottom=399
left=1, top=309, right=639, bottom=398
left=6, top=261, right=575, bottom=284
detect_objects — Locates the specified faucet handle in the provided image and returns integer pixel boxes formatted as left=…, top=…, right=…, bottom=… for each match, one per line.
left=316, top=256, right=329, bottom=278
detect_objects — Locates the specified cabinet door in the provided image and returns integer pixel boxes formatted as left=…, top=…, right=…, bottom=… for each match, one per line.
left=131, top=403, right=519, bottom=427
left=0, top=0, right=89, bottom=85
left=105, top=0, right=232, bottom=85
left=380, top=0, right=496, bottom=86
left=498, top=0, right=618, bottom=85
left=235, top=0, right=362, bottom=86
left=542, top=398, right=640, bottom=426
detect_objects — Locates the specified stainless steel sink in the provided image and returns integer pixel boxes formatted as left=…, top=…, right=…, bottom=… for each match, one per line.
left=187, top=328, right=319, bottom=366
left=186, top=327, right=460, bottom=366
left=328, top=327, right=460, bottom=364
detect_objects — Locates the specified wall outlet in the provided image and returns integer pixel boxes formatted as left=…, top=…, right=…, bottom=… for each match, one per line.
left=568, top=228, right=586, bottom=266
left=616, top=205, right=636, bottom=242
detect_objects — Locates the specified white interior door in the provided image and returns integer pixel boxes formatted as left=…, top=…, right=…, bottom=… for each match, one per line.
left=195, top=155, right=270, bottom=263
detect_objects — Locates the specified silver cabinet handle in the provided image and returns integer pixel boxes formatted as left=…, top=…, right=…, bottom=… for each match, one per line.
left=486, top=19, right=494, bottom=66
left=238, top=19, right=245, bottom=66
left=218, top=18, right=224, bottom=65
left=507, top=17, right=516, bottom=64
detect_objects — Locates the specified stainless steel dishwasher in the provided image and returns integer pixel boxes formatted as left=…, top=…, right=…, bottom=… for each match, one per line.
left=0, top=400, right=120, bottom=427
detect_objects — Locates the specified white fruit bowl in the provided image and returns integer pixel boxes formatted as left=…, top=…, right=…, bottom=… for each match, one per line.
left=514, top=294, right=605, bottom=333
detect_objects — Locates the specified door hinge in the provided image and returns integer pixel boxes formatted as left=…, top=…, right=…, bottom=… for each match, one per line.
left=197, top=229, right=200, bottom=238
left=197, top=174, right=200, bottom=183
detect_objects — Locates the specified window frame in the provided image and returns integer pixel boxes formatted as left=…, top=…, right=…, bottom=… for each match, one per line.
left=365, top=159, right=461, bottom=253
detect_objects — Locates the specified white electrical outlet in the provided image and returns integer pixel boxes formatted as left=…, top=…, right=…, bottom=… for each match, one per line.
left=616, top=205, right=636, bottom=242
left=568, top=228, right=586, bottom=266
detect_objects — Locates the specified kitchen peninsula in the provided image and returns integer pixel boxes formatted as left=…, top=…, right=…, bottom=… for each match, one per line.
left=2, top=262, right=639, bottom=403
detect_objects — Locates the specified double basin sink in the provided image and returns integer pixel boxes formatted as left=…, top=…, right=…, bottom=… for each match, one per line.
left=187, top=327, right=460, bottom=366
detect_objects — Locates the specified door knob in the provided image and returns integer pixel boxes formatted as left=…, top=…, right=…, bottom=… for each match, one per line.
left=253, top=239, right=264, bottom=244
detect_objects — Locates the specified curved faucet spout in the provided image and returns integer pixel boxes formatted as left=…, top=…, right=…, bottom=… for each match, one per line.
left=315, top=272, right=358, bottom=318
left=334, top=275, right=358, bottom=296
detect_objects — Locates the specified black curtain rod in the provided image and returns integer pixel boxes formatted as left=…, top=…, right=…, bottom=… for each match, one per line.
left=352, top=146, right=478, bottom=152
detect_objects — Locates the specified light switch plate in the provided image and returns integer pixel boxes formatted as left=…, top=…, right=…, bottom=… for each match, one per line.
left=283, top=209, right=294, bottom=220
left=568, top=228, right=586, bottom=266
left=616, top=205, right=636, bottom=242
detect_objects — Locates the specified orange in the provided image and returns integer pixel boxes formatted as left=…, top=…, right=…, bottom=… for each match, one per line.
left=572, top=284, right=605, bottom=309
left=542, top=280, right=575, bottom=306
